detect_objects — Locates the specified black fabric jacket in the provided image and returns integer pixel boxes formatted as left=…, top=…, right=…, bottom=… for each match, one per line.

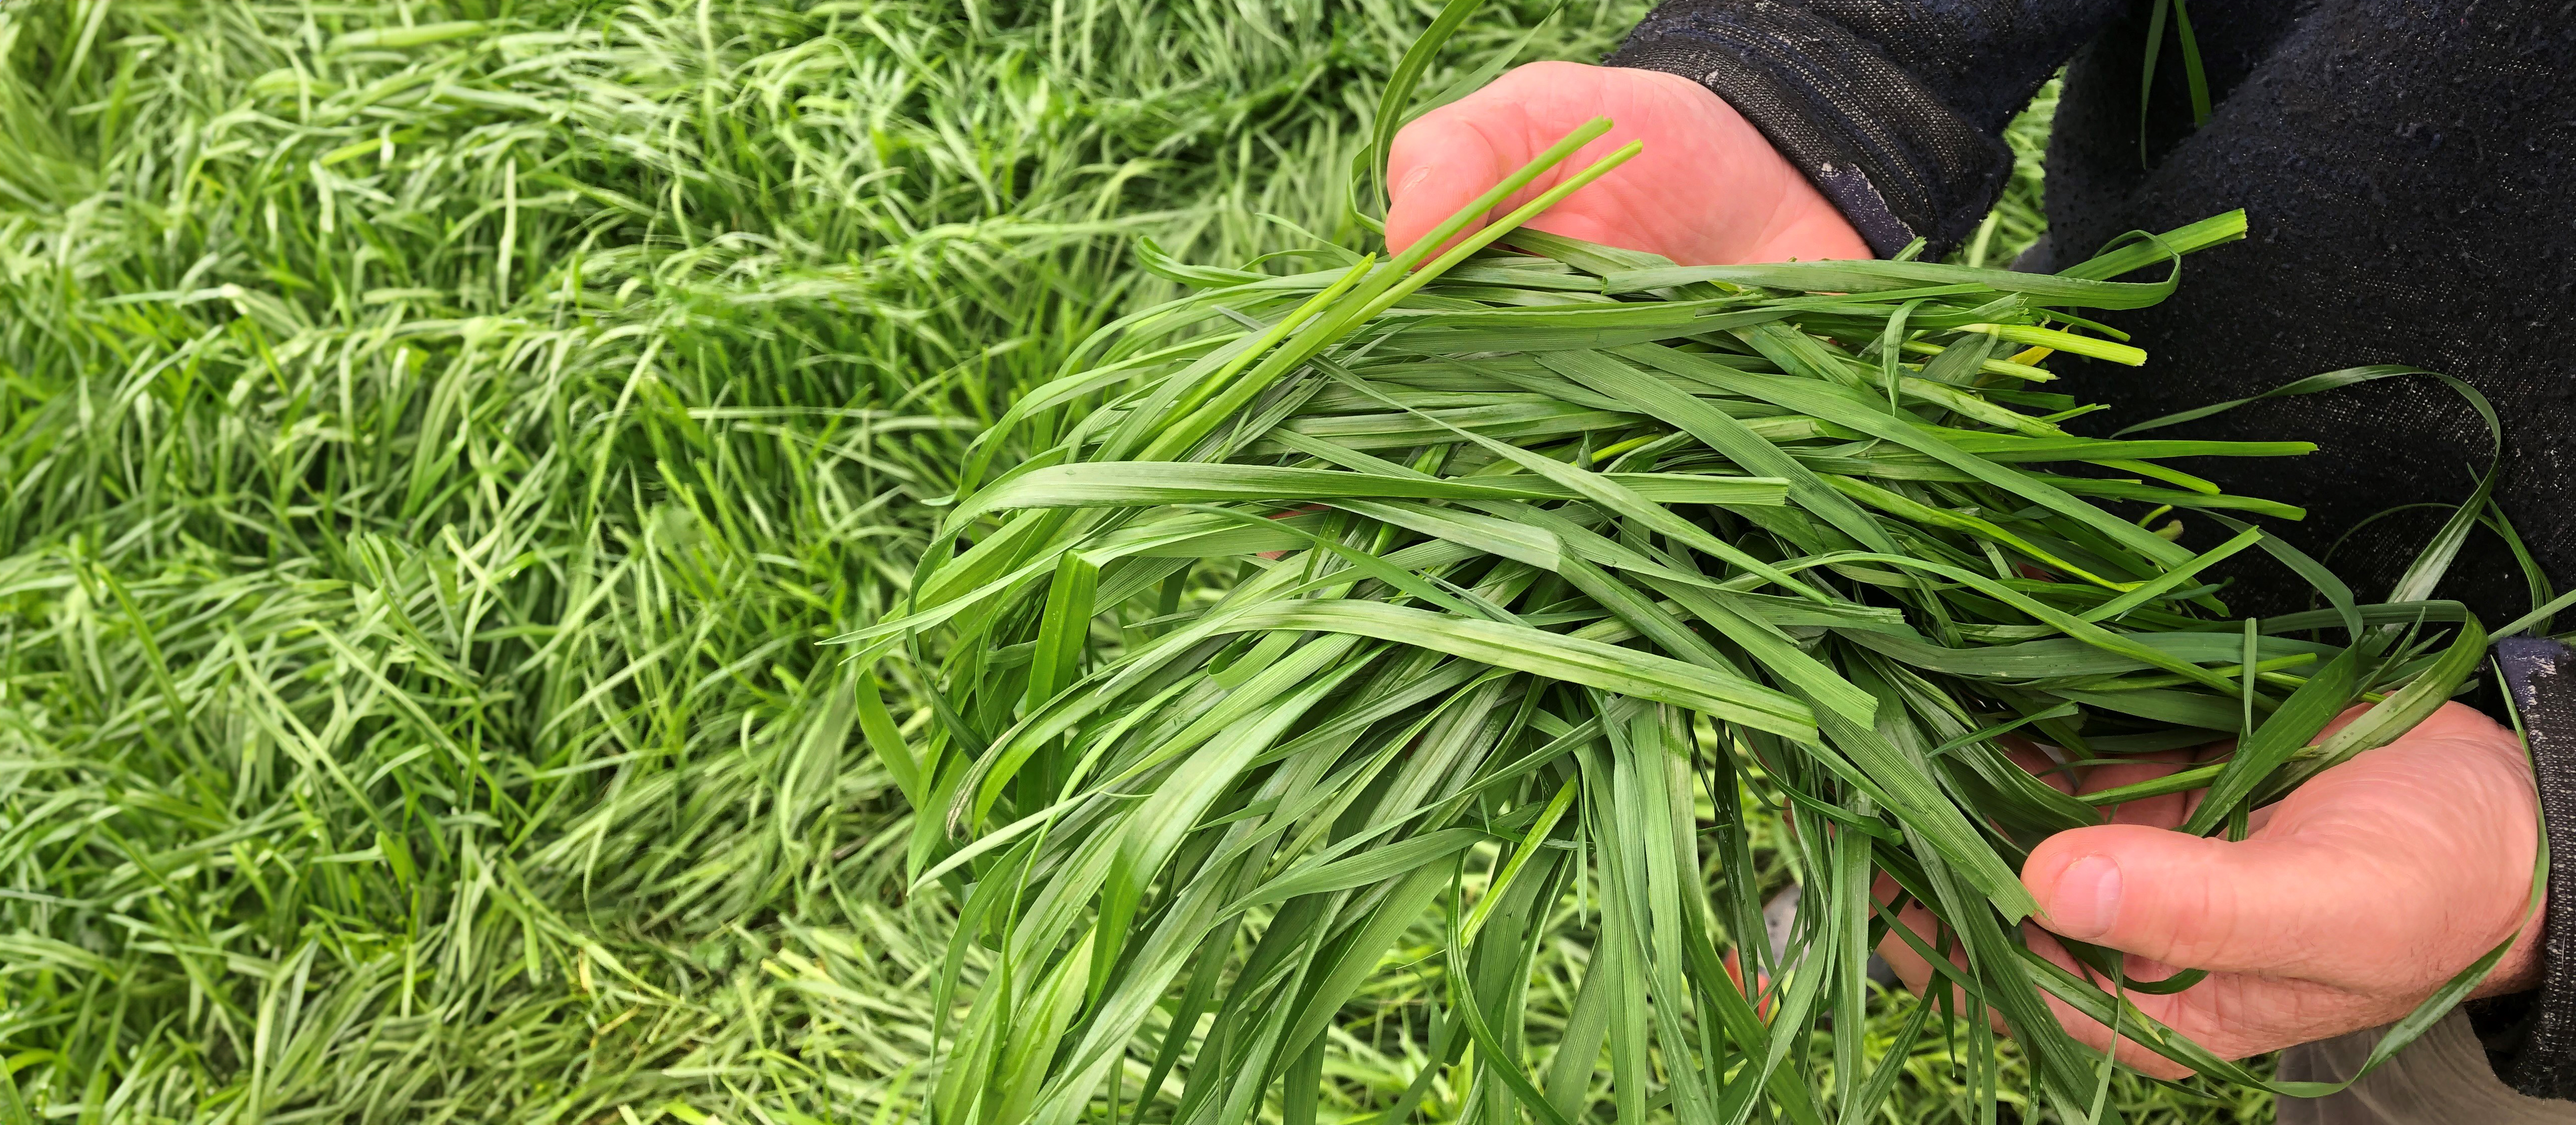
left=1605, top=0, right=2576, bottom=1097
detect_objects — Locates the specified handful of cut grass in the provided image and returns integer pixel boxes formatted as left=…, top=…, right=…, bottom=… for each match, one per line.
left=854, top=49, right=2507, bottom=1125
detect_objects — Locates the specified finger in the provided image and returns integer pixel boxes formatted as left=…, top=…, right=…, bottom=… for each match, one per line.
left=1996, top=735, right=2078, bottom=795
left=2078, top=740, right=2232, bottom=829
left=1870, top=875, right=1995, bottom=1019
left=1869, top=873, right=1944, bottom=995
left=1879, top=880, right=2257, bottom=1080
left=2017, top=928, right=2200, bottom=1079
left=2022, top=724, right=2536, bottom=982
left=2024, top=823, right=2359, bottom=974
left=1720, top=947, right=1774, bottom=1020
left=2066, top=702, right=2496, bottom=835
left=1992, top=733, right=2229, bottom=807
left=1872, top=876, right=2146, bottom=1073
left=2029, top=923, right=2419, bottom=1076
left=1384, top=101, right=1527, bottom=263
left=1869, top=876, right=2018, bottom=1048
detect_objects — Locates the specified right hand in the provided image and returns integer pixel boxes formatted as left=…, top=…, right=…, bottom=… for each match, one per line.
left=1874, top=702, right=2545, bottom=1078
left=1385, top=61, right=1869, bottom=266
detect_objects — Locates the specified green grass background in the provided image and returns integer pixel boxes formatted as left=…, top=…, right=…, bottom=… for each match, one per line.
left=0, top=2, right=2256, bottom=1121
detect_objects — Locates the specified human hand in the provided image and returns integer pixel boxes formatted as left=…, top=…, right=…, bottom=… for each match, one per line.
left=1384, top=62, right=1868, bottom=266
left=1877, top=701, right=2545, bottom=1078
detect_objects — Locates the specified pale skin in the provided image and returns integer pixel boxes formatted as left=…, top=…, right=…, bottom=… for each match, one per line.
left=1889, top=702, right=2543, bottom=1077
left=1388, top=61, right=2548, bottom=1074
left=1385, top=62, right=1870, bottom=266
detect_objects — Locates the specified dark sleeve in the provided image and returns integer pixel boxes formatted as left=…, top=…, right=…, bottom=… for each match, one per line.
left=1603, top=0, right=2126, bottom=258
left=2484, top=637, right=2576, bottom=1099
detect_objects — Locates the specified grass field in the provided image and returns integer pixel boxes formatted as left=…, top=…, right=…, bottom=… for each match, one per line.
left=0, top=2, right=2259, bottom=1122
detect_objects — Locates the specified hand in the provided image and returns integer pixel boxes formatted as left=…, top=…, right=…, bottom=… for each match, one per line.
left=1878, top=702, right=2546, bottom=1078
left=1385, top=62, right=1868, bottom=266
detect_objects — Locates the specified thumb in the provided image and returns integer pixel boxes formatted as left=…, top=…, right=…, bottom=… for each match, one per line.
left=1384, top=106, right=1526, bottom=264
left=2022, top=823, right=2420, bottom=978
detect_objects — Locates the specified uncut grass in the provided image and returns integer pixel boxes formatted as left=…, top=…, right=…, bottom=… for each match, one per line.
left=0, top=1, right=2186, bottom=1122
left=0, top=1, right=1626, bottom=1120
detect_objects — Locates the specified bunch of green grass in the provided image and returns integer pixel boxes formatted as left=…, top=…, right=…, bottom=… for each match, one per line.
left=0, top=0, right=2213, bottom=1121
left=878, top=31, right=2513, bottom=1125
left=0, top=1, right=1647, bottom=1120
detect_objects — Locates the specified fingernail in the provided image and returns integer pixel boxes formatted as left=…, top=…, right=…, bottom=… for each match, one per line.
left=2046, top=854, right=2122, bottom=939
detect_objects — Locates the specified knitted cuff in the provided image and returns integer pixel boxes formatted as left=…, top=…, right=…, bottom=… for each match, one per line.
left=2490, top=637, right=2576, bottom=1100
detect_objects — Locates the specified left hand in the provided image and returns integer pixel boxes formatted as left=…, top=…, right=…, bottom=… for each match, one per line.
left=1384, top=62, right=1869, bottom=266
left=1877, top=701, right=2547, bottom=1078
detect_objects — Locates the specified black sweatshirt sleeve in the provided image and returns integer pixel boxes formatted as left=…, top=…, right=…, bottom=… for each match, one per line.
left=1604, top=0, right=2125, bottom=257
left=2485, top=639, right=2576, bottom=1099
